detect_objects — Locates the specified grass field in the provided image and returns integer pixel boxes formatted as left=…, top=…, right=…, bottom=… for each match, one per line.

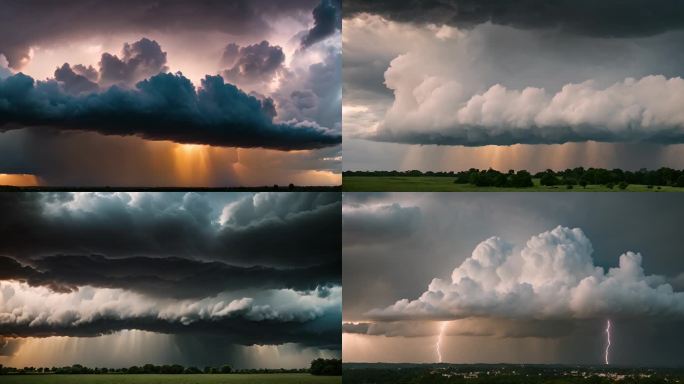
left=343, top=176, right=684, bottom=192
left=0, top=374, right=341, bottom=384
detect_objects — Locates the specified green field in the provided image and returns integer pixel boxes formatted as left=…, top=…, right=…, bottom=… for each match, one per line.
left=343, top=176, right=684, bottom=192
left=0, top=374, right=341, bottom=384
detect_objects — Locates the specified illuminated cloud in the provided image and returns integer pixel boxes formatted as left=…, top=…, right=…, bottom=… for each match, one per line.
left=368, top=226, right=684, bottom=321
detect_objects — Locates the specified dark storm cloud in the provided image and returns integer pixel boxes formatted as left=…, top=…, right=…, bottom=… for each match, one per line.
left=301, top=0, right=342, bottom=48
left=0, top=0, right=318, bottom=68
left=0, top=312, right=341, bottom=349
left=343, top=0, right=684, bottom=37
left=0, top=72, right=341, bottom=150
left=343, top=203, right=421, bottom=245
left=53, top=64, right=99, bottom=94
left=99, top=38, right=168, bottom=86
left=0, top=255, right=340, bottom=298
left=0, top=192, right=341, bottom=268
left=221, top=41, right=285, bottom=84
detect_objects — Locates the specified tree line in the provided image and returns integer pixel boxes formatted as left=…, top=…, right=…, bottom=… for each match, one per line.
left=344, top=167, right=684, bottom=188
left=0, top=359, right=341, bottom=376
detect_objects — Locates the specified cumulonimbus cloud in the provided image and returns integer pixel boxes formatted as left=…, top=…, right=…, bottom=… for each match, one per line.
left=0, top=72, right=340, bottom=150
left=373, top=75, right=684, bottom=146
left=367, top=226, right=684, bottom=321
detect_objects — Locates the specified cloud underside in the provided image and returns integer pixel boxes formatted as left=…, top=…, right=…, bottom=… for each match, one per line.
left=372, top=76, right=684, bottom=146
left=367, top=226, right=684, bottom=321
left=0, top=255, right=339, bottom=298
left=0, top=72, right=340, bottom=150
left=344, top=0, right=684, bottom=37
left=0, top=192, right=341, bottom=267
left=0, top=0, right=331, bottom=69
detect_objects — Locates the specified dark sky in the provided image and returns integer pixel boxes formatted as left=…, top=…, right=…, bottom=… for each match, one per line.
left=0, top=0, right=342, bottom=186
left=0, top=192, right=341, bottom=368
left=342, top=193, right=684, bottom=366
left=342, top=0, right=684, bottom=171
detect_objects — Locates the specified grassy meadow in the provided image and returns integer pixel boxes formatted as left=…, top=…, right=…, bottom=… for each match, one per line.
left=0, top=373, right=341, bottom=384
left=343, top=176, right=684, bottom=192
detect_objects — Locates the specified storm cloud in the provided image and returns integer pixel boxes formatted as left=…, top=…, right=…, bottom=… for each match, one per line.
left=0, top=192, right=341, bottom=351
left=368, top=226, right=684, bottom=321
left=99, top=38, right=168, bottom=87
left=221, top=41, right=286, bottom=85
left=343, top=0, right=684, bottom=37
left=0, top=72, right=340, bottom=150
left=0, top=0, right=319, bottom=69
left=301, top=0, right=342, bottom=48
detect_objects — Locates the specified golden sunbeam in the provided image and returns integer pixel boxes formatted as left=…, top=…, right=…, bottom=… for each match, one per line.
left=0, top=174, right=40, bottom=186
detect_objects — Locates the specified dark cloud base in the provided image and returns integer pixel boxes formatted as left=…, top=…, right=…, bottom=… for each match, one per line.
left=343, top=0, right=684, bottom=37
left=0, top=73, right=341, bottom=150
left=0, top=314, right=341, bottom=350
left=0, top=255, right=340, bottom=298
left=370, top=126, right=684, bottom=147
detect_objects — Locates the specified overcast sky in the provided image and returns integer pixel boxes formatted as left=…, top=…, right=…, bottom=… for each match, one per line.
left=0, top=192, right=341, bottom=369
left=343, top=0, right=684, bottom=172
left=0, top=0, right=341, bottom=186
left=343, top=193, right=684, bottom=366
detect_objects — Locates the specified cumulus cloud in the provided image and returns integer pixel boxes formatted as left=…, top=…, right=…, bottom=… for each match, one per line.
left=54, top=63, right=99, bottom=94
left=346, top=19, right=684, bottom=146
left=0, top=71, right=340, bottom=150
left=0, top=280, right=341, bottom=345
left=374, top=75, right=684, bottom=146
left=221, top=41, right=285, bottom=86
left=301, top=0, right=341, bottom=48
left=0, top=0, right=319, bottom=69
left=99, top=38, right=168, bottom=87
left=274, top=46, right=341, bottom=132
left=343, top=0, right=684, bottom=37
left=368, top=226, right=684, bottom=321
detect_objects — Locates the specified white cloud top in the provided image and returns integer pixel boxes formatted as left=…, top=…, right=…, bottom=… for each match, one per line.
left=368, top=226, right=684, bottom=320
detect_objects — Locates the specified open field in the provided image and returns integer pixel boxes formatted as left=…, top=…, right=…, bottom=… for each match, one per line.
left=0, top=374, right=341, bottom=384
left=343, top=176, right=684, bottom=192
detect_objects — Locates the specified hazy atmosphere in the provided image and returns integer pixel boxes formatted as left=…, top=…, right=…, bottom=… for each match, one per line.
left=0, top=192, right=341, bottom=368
left=343, top=193, right=684, bottom=366
left=343, top=0, right=684, bottom=171
left=0, top=0, right=342, bottom=186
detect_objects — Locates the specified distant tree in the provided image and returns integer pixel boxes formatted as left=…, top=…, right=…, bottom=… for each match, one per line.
left=310, top=358, right=341, bottom=376
left=220, top=365, right=232, bottom=374
left=618, top=181, right=629, bottom=190
left=184, top=366, right=201, bottom=374
left=511, top=171, right=533, bottom=188
left=540, top=173, right=559, bottom=186
left=676, top=175, right=684, bottom=187
left=606, top=182, right=615, bottom=189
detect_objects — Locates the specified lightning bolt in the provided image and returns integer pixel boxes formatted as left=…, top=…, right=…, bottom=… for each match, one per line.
left=436, top=321, right=447, bottom=363
left=604, top=319, right=612, bottom=365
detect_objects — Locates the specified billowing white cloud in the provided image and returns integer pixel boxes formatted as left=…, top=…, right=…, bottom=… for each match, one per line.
left=345, top=15, right=684, bottom=146
left=368, top=226, right=684, bottom=321
left=0, top=281, right=341, bottom=329
left=377, top=75, right=684, bottom=145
